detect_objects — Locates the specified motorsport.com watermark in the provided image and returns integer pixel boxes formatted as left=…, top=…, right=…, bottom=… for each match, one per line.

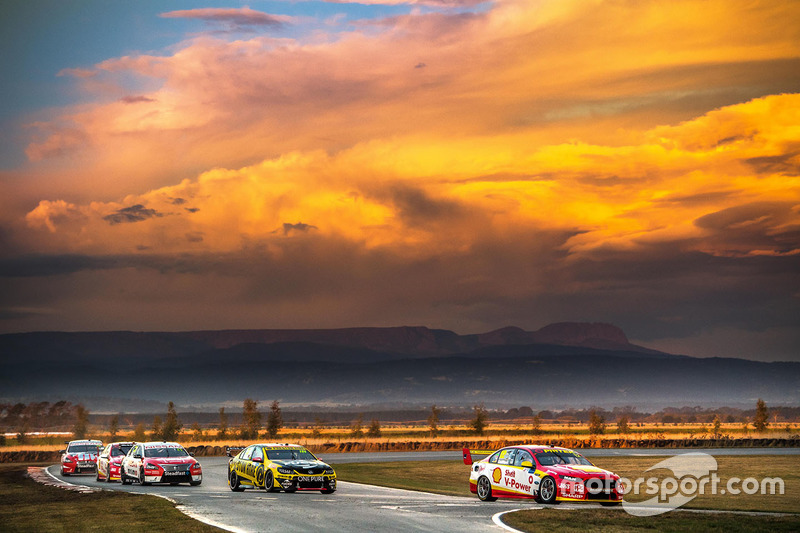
left=592, top=453, right=784, bottom=516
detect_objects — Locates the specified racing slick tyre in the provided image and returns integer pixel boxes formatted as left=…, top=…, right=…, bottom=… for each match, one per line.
left=229, top=470, right=244, bottom=491
left=321, top=488, right=336, bottom=494
left=263, top=471, right=278, bottom=492
left=96, top=470, right=101, bottom=482
left=121, top=471, right=131, bottom=485
left=190, top=480, right=202, bottom=486
left=61, top=468, right=69, bottom=477
left=476, top=476, right=497, bottom=502
left=601, top=501, right=620, bottom=507
left=139, top=467, right=150, bottom=486
left=539, top=476, right=558, bottom=504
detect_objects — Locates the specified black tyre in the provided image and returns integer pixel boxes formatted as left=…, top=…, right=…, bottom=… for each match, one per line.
left=321, top=488, right=335, bottom=494
left=139, top=467, right=150, bottom=486
left=229, top=471, right=244, bottom=492
left=539, top=476, right=558, bottom=504
left=190, top=480, right=202, bottom=486
left=264, top=471, right=278, bottom=492
left=96, top=469, right=102, bottom=482
left=121, top=470, right=131, bottom=485
left=476, top=476, right=497, bottom=502
left=601, top=501, right=620, bottom=507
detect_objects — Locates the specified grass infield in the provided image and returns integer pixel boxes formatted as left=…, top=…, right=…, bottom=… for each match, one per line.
left=0, top=464, right=222, bottom=532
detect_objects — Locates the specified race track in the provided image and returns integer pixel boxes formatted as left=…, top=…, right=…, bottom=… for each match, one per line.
left=47, top=457, right=517, bottom=532
left=46, top=448, right=799, bottom=532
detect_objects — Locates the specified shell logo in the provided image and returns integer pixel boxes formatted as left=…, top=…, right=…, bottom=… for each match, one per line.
left=492, top=467, right=502, bottom=483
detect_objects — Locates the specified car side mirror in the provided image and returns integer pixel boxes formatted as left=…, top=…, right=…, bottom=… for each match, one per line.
left=133, top=453, right=142, bottom=459
left=189, top=453, right=195, bottom=457
left=252, top=456, right=263, bottom=463
left=58, top=450, right=66, bottom=454
left=521, top=460, right=533, bottom=468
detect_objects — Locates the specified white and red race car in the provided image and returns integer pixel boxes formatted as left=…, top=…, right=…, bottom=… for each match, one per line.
left=121, top=442, right=202, bottom=486
left=465, top=445, right=624, bottom=505
left=96, top=441, right=135, bottom=482
left=59, top=439, right=103, bottom=476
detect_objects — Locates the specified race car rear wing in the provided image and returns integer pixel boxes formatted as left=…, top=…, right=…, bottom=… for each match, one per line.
left=226, top=446, right=244, bottom=457
left=462, top=447, right=495, bottom=465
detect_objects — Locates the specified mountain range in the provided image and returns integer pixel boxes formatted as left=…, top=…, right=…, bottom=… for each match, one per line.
left=1, top=323, right=797, bottom=411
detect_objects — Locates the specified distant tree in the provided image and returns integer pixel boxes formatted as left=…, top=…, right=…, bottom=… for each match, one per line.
left=350, top=414, right=364, bottom=438
left=726, top=415, right=737, bottom=423
left=588, top=409, right=605, bottom=436
left=192, top=422, right=204, bottom=441
left=741, top=421, right=749, bottom=436
left=73, top=405, right=89, bottom=440
left=754, top=399, right=769, bottom=432
left=161, top=402, right=182, bottom=441
left=265, top=401, right=283, bottom=439
left=151, top=416, right=163, bottom=440
left=133, top=423, right=146, bottom=441
left=538, top=410, right=554, bottom=420
left=531, top=414, right=542, bottom=436
left=428, top=405, right=441, bottom=437
left=616, top=415, right=630, bottom=435
left=367, top=419, right=382, bottom=438
left=241, top=399, right=261, bottom=439
left=108, top=415, right=119, bottom=440
left=0, top=434, right=5, bottom=446
left=218, top=408, right=229, bottom=440
left=470, top=404, right=488, bottom=436
left=518, top=406, right=534, bottom=417
left=16, top=421, right=29, bottom=445
left=711, top=415, right=722, bottom=438
left=311, top=417, right=325, bottom=439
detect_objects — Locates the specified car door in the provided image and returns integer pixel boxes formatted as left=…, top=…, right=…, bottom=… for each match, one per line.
left=126, top=445, right=142, bottom=477
left=236, top=446, right=255, bottom=482
left=99, top=445, right=111, bottom=477
left=489, top=448, right=516, bottom=493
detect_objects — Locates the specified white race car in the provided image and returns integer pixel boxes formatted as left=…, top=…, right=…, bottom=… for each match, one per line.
left=121, top=441, right=202, bottom=486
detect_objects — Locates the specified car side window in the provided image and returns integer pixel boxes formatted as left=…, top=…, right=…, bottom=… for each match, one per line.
left=497, top=449, right=516, bottom=465
left=252, top=447, right=263, bottom=462
left=241, top=446, right=254, bottom=460
left=514, top=450, right=533, bottom=466
left=488, top=451, right=501, bottom=464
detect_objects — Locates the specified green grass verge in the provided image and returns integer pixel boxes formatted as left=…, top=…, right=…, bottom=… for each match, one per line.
left=336, top=455, right=800, bottom=513
left=0, top=464, right=222, bottom=532
left=501, top=508, right=800, bottom=533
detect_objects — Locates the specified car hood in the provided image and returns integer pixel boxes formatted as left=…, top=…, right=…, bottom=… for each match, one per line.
left=272, top=459, right=330, bottom=470
left=67, top=452, right=98, bottom=461
left=542, top=464, right=616, bottom=478
left=145, top=457, right=197, bottom=465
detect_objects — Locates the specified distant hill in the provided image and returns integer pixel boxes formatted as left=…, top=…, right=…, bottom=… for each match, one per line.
left=1, top=323, right=797, bottom=410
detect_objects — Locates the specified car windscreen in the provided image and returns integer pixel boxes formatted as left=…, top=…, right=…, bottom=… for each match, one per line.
left=265, top=448, right=316, bottom=461
left=145, top=446, right=189, bottom=458
left=112, top=445, right=133, bottom=456
left=536, top=451, right=592, bottom=466
left=67, top=444, right=101, bottom=453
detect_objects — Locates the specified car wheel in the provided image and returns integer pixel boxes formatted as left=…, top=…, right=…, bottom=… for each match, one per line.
left=601, top=501, right=620, bottom=507
left=477, top=476, right=497, bottom=502
left=61, top=467, right=69, bottom=477
left=321, top=488, right=335, bottom=494
left=139, top=467, right=150, bottom=486
left=121, top=470, right=131, bottom=485
left=230, top=471, right=244, bottom=492
left=539, top=476, right=558, bottom=504
left=190, top=480, right=202, bottom=486
left=96, top=469, right=102, bottom=481
left=264, top=471, right=278, bottom=492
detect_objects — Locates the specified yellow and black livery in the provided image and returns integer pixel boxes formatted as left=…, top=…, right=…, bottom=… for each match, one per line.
left=227, top=443, right=336, bottom=494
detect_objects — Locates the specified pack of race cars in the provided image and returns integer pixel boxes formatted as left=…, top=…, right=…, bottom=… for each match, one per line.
left=59, top=438, right=624, bottom=505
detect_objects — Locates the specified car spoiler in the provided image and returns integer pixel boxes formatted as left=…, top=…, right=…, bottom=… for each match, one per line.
left=462, top=447, right=495, bottom=465
left=226, top=446, right=244, bottom=457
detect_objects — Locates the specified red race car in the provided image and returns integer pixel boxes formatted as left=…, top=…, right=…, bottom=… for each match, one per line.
left=96, top=441, right=135, bottom=482
left=465, top=445, right=623, bottom=505
left=60, top=439, right=103, bottom=476
left=121, top=442, right=202, bottom=486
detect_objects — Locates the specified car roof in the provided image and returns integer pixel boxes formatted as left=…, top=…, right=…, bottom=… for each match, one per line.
left=68, top=439, right=103, bottom=444
left=252, top=443, right=305, bottom=448
left=501, top=445, right=577, bottom=453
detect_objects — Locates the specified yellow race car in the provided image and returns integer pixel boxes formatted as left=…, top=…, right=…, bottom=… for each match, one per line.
left=228, top=443, right=336, bottom=494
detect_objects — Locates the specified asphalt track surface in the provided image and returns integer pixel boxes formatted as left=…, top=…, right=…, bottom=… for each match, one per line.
left=46, top=448, right=799, bottom=532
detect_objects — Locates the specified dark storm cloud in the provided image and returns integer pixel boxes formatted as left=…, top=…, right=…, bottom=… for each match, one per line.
left=103, top=204, right=163, bottom=225
left=120, top=95, right=156, bottom=104
left=282, top=223, right=317, bottom=235
left=694, top=202, right=800, bottom=254
left=375, top=185, right=466, bottom=227
left=745, top=150, right=800, bottom=176
left=0, top=254, right=122, bottom=277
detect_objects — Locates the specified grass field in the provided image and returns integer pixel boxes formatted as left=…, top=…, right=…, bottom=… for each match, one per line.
left=3, top=421, right=797, bottom=452
left=0, top=464, right=222, bottom=532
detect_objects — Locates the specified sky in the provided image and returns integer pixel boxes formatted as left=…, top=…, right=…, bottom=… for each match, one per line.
left=0, top=0, right=798, bottom=361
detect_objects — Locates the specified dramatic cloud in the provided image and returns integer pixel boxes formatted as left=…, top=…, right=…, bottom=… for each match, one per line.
left=2, top=0, right=799, bottom=360
left=160, top=7, right=293, bottom=28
